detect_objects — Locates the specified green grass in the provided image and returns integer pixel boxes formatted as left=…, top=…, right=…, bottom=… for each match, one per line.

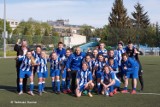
left=0, top=56, right=160, bottom=107
left=0, top=51, right=17, bottom=57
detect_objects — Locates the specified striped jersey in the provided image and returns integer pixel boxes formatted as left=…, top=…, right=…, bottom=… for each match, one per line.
left=37, top=57, right=48, bottom=73
left=98, top=49, right=107, bottom=57
left=19, top=56, right=32, bottom=72
left=32, top=51, right=41, bottom=59
left=83, top=60, right=94, bottom=72
left=115, top=49, right=125, bottom=66
left=48, top=58, right=61, bottom=70
left=77, top=69, right=92, bottom=86
left=94, top=60, right=106, bottom=71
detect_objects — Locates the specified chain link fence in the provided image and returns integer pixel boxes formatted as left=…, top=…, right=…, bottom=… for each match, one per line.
left=0, top=35, right=60, bottom=57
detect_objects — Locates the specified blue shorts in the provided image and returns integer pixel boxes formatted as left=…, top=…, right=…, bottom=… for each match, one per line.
left=126, top=67, right=139, bottom=79
left=50, top=69, right=60, bottom=77
left=19, top=70, right=32, bottom=78
left=79, top=84, right=86, bottom=92
left=96, top=71, right=102, bottom=79
left=109, top=80, right=120, bottom=93
left=114, top=80, right=121, bottom=87
left=61, top=69, right=66, bottom=79
left=37, top=71, right=48, bottom=78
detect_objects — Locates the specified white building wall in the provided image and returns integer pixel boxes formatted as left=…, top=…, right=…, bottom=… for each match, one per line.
left=63, top=34, right=86, bottom=48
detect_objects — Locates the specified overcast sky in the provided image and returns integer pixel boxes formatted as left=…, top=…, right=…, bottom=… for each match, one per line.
left=0, top=0, right=159, bottom=28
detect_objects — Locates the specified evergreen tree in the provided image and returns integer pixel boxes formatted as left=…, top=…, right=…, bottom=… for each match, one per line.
left=132, top=2, right=150, bottom=28
left=108, top=0, right=130, bottom=28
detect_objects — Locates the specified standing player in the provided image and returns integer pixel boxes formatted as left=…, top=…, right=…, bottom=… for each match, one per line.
left=83, top=55, right=94, bottom=72
left=75, top=62, right=94, bottom=97
left=54, top=42, right=66, bottom=60
left=92, top=49, right=99, bottom=64
left=93, top=54, right=106, bottom=94
left=14, top=39, right=30, bottom=93
left=32, top=45, right=42, bottom=76
left=98, top=43, right=107, bottom=58
left=107, top=50, right=118, bottom=65
left=18, top=51, right=35, bottom=96
left=36, top=51, right=48, bottom=96
left=60, top=49, right=72, bottom=93
left=125, top=41, right=144, bottom=91
left=49, top=52, right=61, bottom=94
left=115, top=41, right=126, bottom=82
left=121, top=53, right=139, bottom=94
left=101, top=66, right=121, bottom=97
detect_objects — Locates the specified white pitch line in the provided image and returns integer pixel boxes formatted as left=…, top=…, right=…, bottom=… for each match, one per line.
left=136, top=92, right=160, bottom=96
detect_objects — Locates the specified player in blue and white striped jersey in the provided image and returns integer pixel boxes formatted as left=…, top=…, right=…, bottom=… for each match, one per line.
left=92, top=49, right=99, bottom=65
left=36, top=51, right=48, bottom=95
left=83, top=55, right=94, bottom=73
left=98, top=43, right=108, bottom=58
left=107, top=50, right=118, bottom=71
left=115, top=42, right=125, bottom=67
left=48, top=52, right=61, bottom=94
left=93, top=54, right=107, bottom=94
left=18, top=51, right=35, bottom=96
left=75, top=62, right=94, bottom=97
left=115, top=41, right=126, bottom=82
left=101, top=65, right=121, bottom=97
left=31, top=45, right=42, bottom=76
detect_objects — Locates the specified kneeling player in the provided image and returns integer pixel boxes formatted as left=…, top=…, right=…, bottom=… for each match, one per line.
left=121, top=53, right=139, bottom=94
left=37, top=51, right=48, bottom=95
left=101, top=66, right=121, bottom=97
left=18, top=51, right=35, bottom=96
left=75, top=62, right=94, bottom=97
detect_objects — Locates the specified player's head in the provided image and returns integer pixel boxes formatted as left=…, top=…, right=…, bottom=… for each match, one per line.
left=66, top=48, right=71, bottom=57
left=108, top=57, right=114, bottom=65
left=85, top=55, right=91, bottom=62
left=128, top=40, right=133, bottom=50
left=108, top=50, right=114, bottom=58
left=98, top=54, right=104, bottom=62
left=82, top=62, right=88, bottom=71
left=21, top=40, right=27, bottom=47
left=36, top=45, right=42, bottom=54
left=99, top=43, right=105, bottom=50
left=51, top=52, right=57, bottom=59
left=58, top=42, right=64, bottom=49
left=41, top=51, right=46, bottom=58
left=103, top=65, right=110, bottom=74
left=26, top=51, right=32, bottom=59
left=118, top=41, right=124, bottom=49
left=75, top=47, right=81, bottom=55
left=122, top=53, right=128, bottom=62
left=93, top=49, right=98, bottom=56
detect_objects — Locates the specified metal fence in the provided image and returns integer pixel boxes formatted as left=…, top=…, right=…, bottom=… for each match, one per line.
left=139, top=47, right=160, bottom=56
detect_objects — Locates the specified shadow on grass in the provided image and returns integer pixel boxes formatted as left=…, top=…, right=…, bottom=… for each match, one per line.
left=0, top=85, right=17, bottom=93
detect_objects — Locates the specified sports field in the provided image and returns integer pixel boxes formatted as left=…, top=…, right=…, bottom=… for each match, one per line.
left=0, top=56, right=160, bottom=107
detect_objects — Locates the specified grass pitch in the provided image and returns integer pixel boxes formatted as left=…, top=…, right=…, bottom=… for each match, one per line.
left=0, top=56, right=160, bottom=107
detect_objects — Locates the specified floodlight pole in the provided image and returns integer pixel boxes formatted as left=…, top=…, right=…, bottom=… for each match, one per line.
left=3, top=0, right=6, bottom=58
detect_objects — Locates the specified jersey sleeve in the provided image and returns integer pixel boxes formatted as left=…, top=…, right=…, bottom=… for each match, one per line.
left=110, top=72, right=115, bottom=80
left=18, top=56, right=25, bottom=61
left=88, top=71, right=92, bottom=81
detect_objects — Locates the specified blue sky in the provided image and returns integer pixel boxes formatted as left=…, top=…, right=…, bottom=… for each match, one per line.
left=0, top=0, right=160, bottom=28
